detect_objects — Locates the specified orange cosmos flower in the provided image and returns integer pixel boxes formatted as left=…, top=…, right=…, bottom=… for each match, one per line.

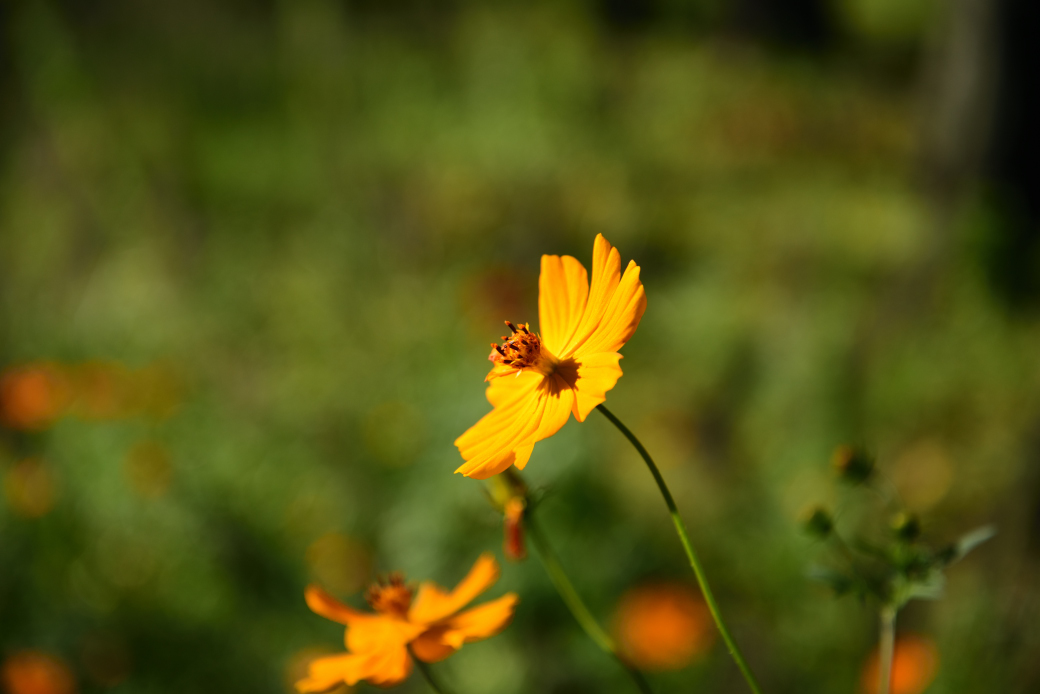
left=297, top=553, right=518, bottom=691
left=455, top=234, right=646, bottom=479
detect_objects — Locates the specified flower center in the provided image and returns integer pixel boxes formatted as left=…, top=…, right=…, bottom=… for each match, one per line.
left=365, top=573, right=413, bottom=617
left=488, top=322, right=557, bottom=376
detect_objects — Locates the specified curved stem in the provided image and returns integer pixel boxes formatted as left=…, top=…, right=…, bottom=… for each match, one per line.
left=596, top=404, right=764, bottom=694
left=410, top=649, right=454, bottom=694
left=878, top=606, right=897, bottom=694
left=505, top=470, right=654, bottom=694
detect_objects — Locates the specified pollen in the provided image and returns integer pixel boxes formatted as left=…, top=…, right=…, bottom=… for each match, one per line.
left=364, top=573, right=413, bottom=617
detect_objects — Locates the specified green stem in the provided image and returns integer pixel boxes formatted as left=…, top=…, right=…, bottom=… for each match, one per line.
left=410, top=649, right=455, bottom=694
left=506, top=470, right=654, bottom=694
left=596, top=404, right=764, bottom=694
left=878, top=606, right=897, bottom=694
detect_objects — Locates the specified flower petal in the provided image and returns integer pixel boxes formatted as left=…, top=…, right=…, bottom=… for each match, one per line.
left=296, top=647, right=412, bottom=690
left=484, top=370, right=542, bottom=408
left=437, top=593, right=520, bottom=648
left=345, top=616, right=425, bottom=655
left=304, top=585, right=368, bottom=626
left=454, top=392, right=542, bottom=476
left=454, top=375, right=574, bottom=479
left=296, top=653, right=374, bottom=692
left=363, top=645, right=413, bottom=687
left=410, top=629, right=458, bottom=663
left=409, top=553, right=500, bottom=625
left=571, top=352, right=624, bottom=422
left=574, top=259, right=646, bottom=357
left=538, top=254, right=589, bottom=354
left=511, top=442, right=535, bottom=471
left=557, top=234, right=621, bottom=357
left=303, top=585, right=422, bottom=679
left=410, top=593, right=519, bottom=663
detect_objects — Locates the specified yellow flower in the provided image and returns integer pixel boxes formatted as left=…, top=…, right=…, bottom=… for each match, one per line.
left=297, top=554, right=518, bottom=691
left=455, top=234, right=646, bottom=479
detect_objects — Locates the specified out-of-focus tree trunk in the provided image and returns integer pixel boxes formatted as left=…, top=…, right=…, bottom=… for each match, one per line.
left=920, top=2, right=1040, bottom=690
left=920, top=0, right=1040, bottom=307
left=919, top=0, right=997, bottom=203
left=917, top=0, right=998, bottom=285
left=983, top=0, right=1040, bottom=306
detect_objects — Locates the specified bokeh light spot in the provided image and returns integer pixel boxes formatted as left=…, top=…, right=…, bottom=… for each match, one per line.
left=861, top=634, right=939, bottom=694
left=892, top=440, right=954, bottom=511
left=1, top=650, right=76, bottom=694
left=4, top=458, right=58, bottom=519
left=71, top=362, right=132, bottom=421
left=123, top=440, right=173, bottom=499
left=0, top=363, right=70, bottom=430
left=306, top=533, right=372, bottom=596
left=613, top=582, right=714, bottom=671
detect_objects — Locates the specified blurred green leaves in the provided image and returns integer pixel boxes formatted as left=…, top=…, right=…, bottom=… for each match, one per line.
left=0, top=1, right=1033, bottom=693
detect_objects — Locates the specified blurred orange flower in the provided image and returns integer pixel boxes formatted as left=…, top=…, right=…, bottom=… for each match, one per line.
left=1, top=650, right=76, bottom=694
left=297, top=553, right=518, bottom=691
left=613, top=582, right=714, bottom=671
left=861, top=635, right=939, bottom=694
left=0, top=363, right=70, bottom=430
left=455, top=234, right=646, bottom=479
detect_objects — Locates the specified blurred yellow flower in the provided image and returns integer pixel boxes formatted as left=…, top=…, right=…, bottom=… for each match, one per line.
left=861, top=635, right=939, bottom=694
left=297, top=553, right=518, bottom=690
left=613, top=582, right=714, bottom=671
left=455, top=234, right=646, bottom=479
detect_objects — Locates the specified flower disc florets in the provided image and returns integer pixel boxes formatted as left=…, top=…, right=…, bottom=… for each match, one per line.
left=488, top=322, right=554, bottom=376
left=365, top=573, right=413, bottom=617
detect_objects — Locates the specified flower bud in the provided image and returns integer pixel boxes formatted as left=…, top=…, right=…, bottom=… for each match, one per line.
left=503, top=497, right=527, bottom=561
left=891, top=512, right=921, bottom=542
left=832, top=445, right=875, bottom=485
left=801, top=507, right=834, bottom=539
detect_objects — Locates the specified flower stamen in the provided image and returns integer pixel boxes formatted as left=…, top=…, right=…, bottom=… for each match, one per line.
left=487, top=321, right=557, bottom=379
left=365, top=573, right=413, bottom=617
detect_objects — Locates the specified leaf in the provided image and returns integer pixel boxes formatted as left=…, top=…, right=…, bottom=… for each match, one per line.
left=905, top=571, right=946, bottom=602
left=938, top=525, right=996, bottom=567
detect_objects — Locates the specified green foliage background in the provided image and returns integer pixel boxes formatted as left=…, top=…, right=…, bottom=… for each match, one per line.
left=1, top=1, right=1037, bottom=693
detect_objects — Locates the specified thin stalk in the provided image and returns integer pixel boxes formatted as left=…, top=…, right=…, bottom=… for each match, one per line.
left=506, top=471, right=654, bottom=694
left=878, top=606, right=897, bottom=694
left=596, top=404, right=764, bottom=694
left=410, top=649, right=455, bottom=694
